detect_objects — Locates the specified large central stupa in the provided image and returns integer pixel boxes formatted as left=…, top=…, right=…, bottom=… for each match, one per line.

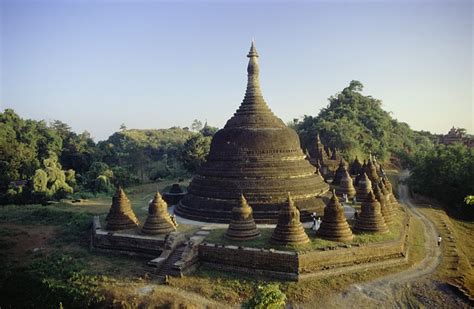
left=175, top=42, right=329, bottom=223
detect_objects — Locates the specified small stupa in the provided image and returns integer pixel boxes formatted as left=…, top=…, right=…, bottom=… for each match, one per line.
left=142, top=192, right=176, bottom=235
left=382, top=177, right=398, bottom=204
left=356, top=172, right=372, bottom=203
left=332, top=159, right=347, bottom=185
left=349, top=156, right=362, bottom=176
left=318, top=190, right=353, bottom=242
left=338, top=170, right=356, bottom=199
left=380, top=179, right=398, bottom=211
left=162, top=183, right=186, bottom=205
left=106, top=186, right=139, bottom=231
left=373, top=183, right=394, bottom=225
left=271, top=193, right=310, bottom=245
left=354, top=160, right=367, bottom=186
left=225, top=194, right=261, bottom=240
left=354, top=191, right=389, bottom=234
left=364, top=159, right=380, bottom=183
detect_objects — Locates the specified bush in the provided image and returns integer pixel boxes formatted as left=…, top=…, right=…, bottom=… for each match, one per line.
left=243, top=283, right=287, bottom=309
left=0, top=252, right=106, bottom=308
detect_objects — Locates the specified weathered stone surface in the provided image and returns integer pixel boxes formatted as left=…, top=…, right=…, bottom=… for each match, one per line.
left=106, top=186, right=139, bottom=231
left=271, top=193, right=310, bottom=245
left=349, top=156, right=362, bottom=176
left=337, top=170, right=356, bottom=199
left=364, top=159, right=380, bottom=183
left=354, top=191, right=389, bottom=234
left=374, top=183, right=394, bottom=225
left=318, top=190, right=353, bottom=242
left=142, top=192, right=176, bottom=235
left=163, top=183, right=186, bottom=205
left=225, top=195, right=261, bottom=241
left=332, top=159, right=347, bottom=185
left=176, top=42, right=329, bottom=223
left=356, top=172, right=372, bottom=203
left=354, top=160, right=367, bottom=186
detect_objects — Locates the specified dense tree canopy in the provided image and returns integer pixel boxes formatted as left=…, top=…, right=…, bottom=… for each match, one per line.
left=295, top=81, right=435, bottom=162
left=0, top=109, right=219, bottom=204
left=408, top=143, right=474, bottom=218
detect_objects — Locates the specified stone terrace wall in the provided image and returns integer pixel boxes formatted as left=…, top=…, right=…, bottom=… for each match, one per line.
left=90, top=216, right=165, bottom=257
left=199, top=215, right=411, bottom=281
left=199, top=244, right=299, bottom=280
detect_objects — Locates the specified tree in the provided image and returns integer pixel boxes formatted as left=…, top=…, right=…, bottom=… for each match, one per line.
left=32, top=153, right=73, bottom=200
left=200, top=122, right=219, bottom=137
left=408, top=143, right=474, bottom=219
left=180, top=133, right=212, bottom=172
left=295, top=81, right=434, bottom=163
left=191, top=119, right=203, bottom=132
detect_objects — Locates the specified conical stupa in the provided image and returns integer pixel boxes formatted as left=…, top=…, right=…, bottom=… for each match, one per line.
left=106, top=186, right=139, bottom=231
left=337, top=170, right=356, bottom=199
left=318, top=190, right=353, bottom=242
left=356, top=172, right=372, bottom=203
left=225, top=194, right=261, bottom=240
left=141, top=192, right=176, bottom=235
left=364, top=159, right=379, bottom=183
left=349, top=156, right=362, bottom=176
left=380, top=179, right=398, bottom=210
left=176, top=42, right=329, bottom=223
left=354, top=191, right=389, bottom=234
left=332, top=159, right=347, bottom=185
left=270, top=193, right=310, bottom=245
left=354, top=160, right=366, bottom=186
left=373, top=184, right=394, bottom=225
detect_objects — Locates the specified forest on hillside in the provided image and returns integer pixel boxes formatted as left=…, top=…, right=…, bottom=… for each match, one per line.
left=1, top=81, right=472, bottom=217
left=0, top=109, right=214, bottom=204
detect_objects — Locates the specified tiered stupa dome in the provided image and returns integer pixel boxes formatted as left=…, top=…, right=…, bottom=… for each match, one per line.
left=106, top=186, right=139, bottom=231
left=337, top=170, right=356, bottom=199
left=141, top=192, right=176, bottom=235
left=175, top=42, right=329, bottom=223
left=373, top=184, right=394, bottom=225
left=354, top=191, right=389, bottom=234
left=225, top=195, right=261, bottom=240
left=271, top=193, right=310, bottom=245
left=332, top=159, right=347, bottom=185
left=318, top=190, right=353, bottom=242
left=356, top=172, right=372, bottom=203
left=349, top=156, right=362, bottom=176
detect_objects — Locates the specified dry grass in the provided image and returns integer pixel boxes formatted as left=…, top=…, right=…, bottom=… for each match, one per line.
left=417, top=205, right=474, bottom=297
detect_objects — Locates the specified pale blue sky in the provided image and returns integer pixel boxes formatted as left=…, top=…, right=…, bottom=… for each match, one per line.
left=1, top=0, right=472, bottom=140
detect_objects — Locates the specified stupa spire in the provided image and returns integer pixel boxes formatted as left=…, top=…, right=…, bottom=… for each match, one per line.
left=225, top=41, right=281, bottom=128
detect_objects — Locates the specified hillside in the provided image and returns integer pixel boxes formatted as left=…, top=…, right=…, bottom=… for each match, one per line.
left=295, top=80, right=435, bottom=162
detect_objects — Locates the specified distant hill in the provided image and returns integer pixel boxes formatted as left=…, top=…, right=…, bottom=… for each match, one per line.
left=295, top=80, right=435, bottom=163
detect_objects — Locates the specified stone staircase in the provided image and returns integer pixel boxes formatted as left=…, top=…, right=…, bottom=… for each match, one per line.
left=156, top=244, right=187, bottom=280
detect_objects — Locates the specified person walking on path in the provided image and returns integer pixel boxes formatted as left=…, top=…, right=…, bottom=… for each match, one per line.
left=437, top=235, right=442, bottom=246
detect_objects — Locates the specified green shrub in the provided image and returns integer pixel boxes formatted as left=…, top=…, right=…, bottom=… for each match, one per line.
left=243, top=283, right=287, bottom=309
left=0, top=252, right=106, bottom=308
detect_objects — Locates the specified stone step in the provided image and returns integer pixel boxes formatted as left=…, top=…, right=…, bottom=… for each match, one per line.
left=157, top=245, right=186, bottom=276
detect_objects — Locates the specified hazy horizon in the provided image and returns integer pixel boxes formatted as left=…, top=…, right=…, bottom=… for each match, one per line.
left=1, top=0, right=472, bottom=141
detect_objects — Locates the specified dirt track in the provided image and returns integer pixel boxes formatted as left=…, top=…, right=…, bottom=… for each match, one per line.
left=315, top=171, right=450, bottom=308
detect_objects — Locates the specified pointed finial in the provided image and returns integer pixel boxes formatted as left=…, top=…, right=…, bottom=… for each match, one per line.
left=247, top=40, right=259, bottom=58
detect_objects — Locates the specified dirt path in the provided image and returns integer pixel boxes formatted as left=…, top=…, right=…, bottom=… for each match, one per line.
left=320, top=171, right=444, bottom=308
